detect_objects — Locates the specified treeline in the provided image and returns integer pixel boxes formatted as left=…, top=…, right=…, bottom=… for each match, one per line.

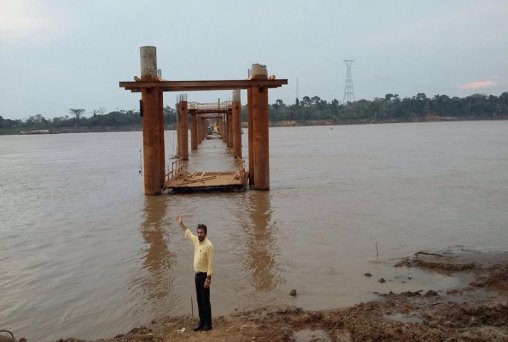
left=0, top=107, right=177, bottom=134
left=1, top=92, right=507, bottom=134
left=266, top=92, right=508, bottom=123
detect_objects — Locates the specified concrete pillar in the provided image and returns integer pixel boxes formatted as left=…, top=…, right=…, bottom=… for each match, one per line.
left=178, top=101, right=188, bottom=160
left=217, top=118, right=222, bottom=137
left=247, top=87, right=254, bottom=185
left=199, top=118, right=202, bottom=142
left=200, top=117, right=204, bottom=142
left=140, top=46, right=158, bottom=80
left=196, top=116, right=201, bottom=144
left=251, top=64, right=269, bottom=190
left=227, top=109, right=233, bottom=147
left=140, top=46, right=162, bottom=195
left=232, top=89, right=242, bottom=158
left=222, top=113, right=227, bottom=143
left=191, top=112, right=198, bottom=150
left=158, top=89, right=165, bottom=183
left=203, top=119, right=208, bottom=140
left=141, top=87, right=161, bottom=196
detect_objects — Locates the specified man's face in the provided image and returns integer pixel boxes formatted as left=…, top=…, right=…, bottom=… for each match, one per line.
left=197, top=228, right=206, bottom=242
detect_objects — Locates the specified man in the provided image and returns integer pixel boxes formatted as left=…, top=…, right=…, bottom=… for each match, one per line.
left=176, top=215, right=214, bottom=331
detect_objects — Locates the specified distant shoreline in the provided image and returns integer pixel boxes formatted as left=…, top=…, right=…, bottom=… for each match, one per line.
left=268, top=115, right=508, bottom=128
left=1, top=116, right=506, bottom=136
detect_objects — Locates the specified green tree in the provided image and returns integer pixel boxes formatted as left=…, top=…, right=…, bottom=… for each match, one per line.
left=301, top=96, right=311, bottom=107
left=69, top=108, right=85, bottom=126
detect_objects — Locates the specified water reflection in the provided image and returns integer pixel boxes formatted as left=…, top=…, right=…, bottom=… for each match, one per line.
left=244, top=191, right=280, bottom=291
left=139, top=196, right=174, bottom=300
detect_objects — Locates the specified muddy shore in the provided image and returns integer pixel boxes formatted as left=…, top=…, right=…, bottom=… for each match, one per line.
left=28, top=249, right=508, bottom=341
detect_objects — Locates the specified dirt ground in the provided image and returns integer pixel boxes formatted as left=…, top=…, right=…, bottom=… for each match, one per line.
left=50, top=249, right=508, bottom=341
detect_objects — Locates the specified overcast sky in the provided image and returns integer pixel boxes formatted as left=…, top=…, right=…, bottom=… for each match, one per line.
left=1, top=0, right=507, bottom=120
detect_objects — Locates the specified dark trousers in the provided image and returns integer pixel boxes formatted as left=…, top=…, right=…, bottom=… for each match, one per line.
left=195, top=272, right=212, bottom=327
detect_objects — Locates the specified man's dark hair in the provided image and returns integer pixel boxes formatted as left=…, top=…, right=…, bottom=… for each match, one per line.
left=197, top=224, right=207, bottom=234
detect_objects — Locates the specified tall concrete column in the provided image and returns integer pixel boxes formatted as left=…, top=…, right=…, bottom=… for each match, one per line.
left=196, top=116, right=201, bottom=144
left=232, top=89, right=242, bottom=158
left=141, top=46, right=158, bottom=78
left=251, top=64, right=269, bottom=190
left=141, top=87, right=162, bottom=195
left=191, top=112, right=198, bottom=150
left=217, top=118, right=222, bottom=137
left=200, top=117, right=205, bottom=142
left=140, top=46, right=162, bottom=195
left=247, top=87, right=254, bottom=185
left=227, top=109, right=233, bottom=147
left=203, top=119, right=208, bottom=140
left=178, top=101, right=188, bottom=160
left=199, top=118, right=202, bottom=142
left=222, top=113, right=228, bottom=143
left=158, top=89, right=165, bottom=182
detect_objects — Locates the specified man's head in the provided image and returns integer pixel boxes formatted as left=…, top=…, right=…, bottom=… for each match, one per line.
left=197, top=224, right=207, bottom=242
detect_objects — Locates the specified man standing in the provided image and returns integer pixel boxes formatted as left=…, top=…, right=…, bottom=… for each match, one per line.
left=176, top=215, right=214, bottom=331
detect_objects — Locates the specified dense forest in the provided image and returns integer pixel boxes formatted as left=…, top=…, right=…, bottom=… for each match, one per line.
left=268, top=91, right=508, bottom=123
left=1, top=92, right=507, bottom=134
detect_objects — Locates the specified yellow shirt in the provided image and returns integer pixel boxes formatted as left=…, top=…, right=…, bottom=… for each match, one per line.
left=185, top=228, right=214, bottom=276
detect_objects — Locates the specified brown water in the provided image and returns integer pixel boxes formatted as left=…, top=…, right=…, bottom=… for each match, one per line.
left=1, top=121, right=508, bottom=341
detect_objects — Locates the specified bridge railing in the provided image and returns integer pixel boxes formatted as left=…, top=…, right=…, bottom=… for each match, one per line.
left=165, top=159, right=184, bottom=182
left=188, top=101, right=232, bottom=110
left=234, top=158, right=248, bottom=182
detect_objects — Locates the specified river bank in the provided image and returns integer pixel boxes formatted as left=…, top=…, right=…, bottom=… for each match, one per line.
left=1, top=115, right=507, bottom=136
left=51, top=248, right=508, bottom=342
left=268, top=115, right=507, bottom=128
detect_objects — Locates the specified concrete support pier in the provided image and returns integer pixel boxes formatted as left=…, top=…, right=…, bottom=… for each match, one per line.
left=190, top=113, right=198, bottom=150
left=227, top=109, right=233, bottom=148
left=178, top=99, right=189, bottom=160
left=201, top=118, right=206, bottom=141
left=247, top=87, right=254, bottom=185
left=140, top=46, right=164, bottom=195
left=217, top=118, right=222, bottom=137
left=251, top=64, right=269, bottom=190
left=232, top=89, right=242, bottom=158
left=222, top=113, right=228, bottom=143
left=198, top=118, right=202, bottom=142
left=158, top=89, right=165, bottom=188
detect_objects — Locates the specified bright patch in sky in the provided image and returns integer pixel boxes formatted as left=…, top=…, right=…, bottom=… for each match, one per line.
left=0, top=1, right=38, bottom=35
left=0, top=0, right=62, bottom=43
left=460, top=80, right=496, bottom=91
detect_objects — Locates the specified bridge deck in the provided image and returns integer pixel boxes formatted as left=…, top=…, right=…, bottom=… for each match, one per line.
left=163, top=135, right=248, bottom=193
left=164, top=170, right=247, bottom=193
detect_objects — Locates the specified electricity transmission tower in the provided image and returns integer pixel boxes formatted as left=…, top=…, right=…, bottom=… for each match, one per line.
left=343, top=60, right=355, bottom=104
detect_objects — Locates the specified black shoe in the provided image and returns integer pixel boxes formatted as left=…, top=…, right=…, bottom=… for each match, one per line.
left=193, top=324, right=203, bottom=331
left=201, top=325, right=212, bottom=331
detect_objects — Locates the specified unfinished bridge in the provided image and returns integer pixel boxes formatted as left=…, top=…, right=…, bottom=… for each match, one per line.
left=119, top=46, right=287, bottom=195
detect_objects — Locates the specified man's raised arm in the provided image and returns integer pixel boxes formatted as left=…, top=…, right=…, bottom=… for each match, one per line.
left=176, top=215, right=187, bottom=233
